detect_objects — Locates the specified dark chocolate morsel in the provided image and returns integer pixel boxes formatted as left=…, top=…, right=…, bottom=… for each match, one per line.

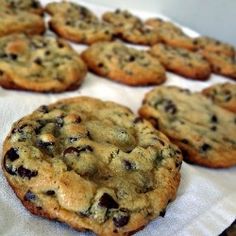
left=98, top=193, right=119, bottom=209
left=17, top=166, right=38, bottom=179
left=46, top=190, right=55, bottom=196
left=4, top=148, right=19, bottom=162
left=63, top=147, right=80, bottom=156
left=159, top=208, right=166, bottom=217
left=123, top=160, right=135, bottom=170
left=38, top=105, right=49, bottom=113
left=24, top=190, right=36, bottom=201
left=113, top=209, right=130, bottom=227
left=211, top=115, right=218, bottom=123
left=199, top=143, right=212, bottom=153
left=181, top=139, right=189, bottom=144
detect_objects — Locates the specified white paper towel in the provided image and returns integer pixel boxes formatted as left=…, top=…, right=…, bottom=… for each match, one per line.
left=0, top=1, right=235, bottom=235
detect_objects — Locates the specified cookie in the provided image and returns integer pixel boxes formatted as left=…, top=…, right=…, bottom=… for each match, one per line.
left=0, top=34, right=87, bottom=92
left=145, top=17, right=183, bottom=34
left=45, top=1, right=98, bottom=21
left=0, top=8, right=45, bottom=37
left=49, top=15, right=114, bottom=45
left=81, top=41, right=167, bottom=86
left=139, top=86, right=236, bottom=168
left=102, top=9, right=142, bottom=34
left=202, top=83, right=236, bottom=113
left=0, top=0, right=43, bottom=15
left=193, top=36, right=235, bottom=58
left=2, top=96, right=182, bottom=236
left=199, top=50, right=236, bottom=79
left=149, top=43, right=211, bottom=80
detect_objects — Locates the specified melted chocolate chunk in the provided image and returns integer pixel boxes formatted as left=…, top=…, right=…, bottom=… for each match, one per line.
left=63, top=146, right=80, bottom=156
left=31, top=0, right=39, bottom=8
left=199, top=143, right=212, bottom=153
left=123, top=160, right=135, bottom=170
left=98, top=193, right=119, bottom=209
left=34, top=58, right=42, bottom=65
left=0, top=70, right=4, bottom=76
left=211, top=126, right=217, bottom=131
left=211, top=115, right=218, bottom=123
left=17, top=166, right=38, bottom=179
left=4, top=148, right=19, bottom=162
left=159, top=208, right=166, bottom=217
left=46, top=190, right=55, bottom=196
left=38, top=105, right=49, bottom=113
left=113, top=209, right=130, bottom=227
left=37, top=140, right=54, bottom=149
left=98, top=62, right=104, bottom=68
left=9, top=53, right=18, bottom=60
left=75, top=116, right=82, bottom=123
left=181, top=139, right=189, bottom=144
left=164, top=100, right=177, bottom=114
left=24, top=190, right=36, bottom=201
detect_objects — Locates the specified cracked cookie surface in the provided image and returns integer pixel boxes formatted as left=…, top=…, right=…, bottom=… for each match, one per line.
left=2, top=96, right=182, bottom=236
left=139, top=86, right=236, bottom=168
left=149, top=43, right=211, bottom=80
left=0, top=34, right=87, bottom=92
left=81, top=41, right=166, bottom=86
left=202, top=83, right=236, bottom=113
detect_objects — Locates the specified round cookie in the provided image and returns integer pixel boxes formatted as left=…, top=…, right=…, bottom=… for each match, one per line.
left=102, top=9, right=143, bottom=34
left=46, top=2, right=114, bottom=45
left=0, top=34, right=87, bottom=92
left=45, top=1, right=98, bottom=21
left=81, top=41, right=166, bottom=86
left=202, top=83, right=236, bottom=113
left=139, top=86, right=236, bottom=168
left=149, top=43, right=211, bottom=80
left=198, top=50, right=236, bottom=79
left=193, top=36, right=235, bottom=58
left=49, top=15, right=114, bottom=45
left=0, top=0, right=43, bottom=15
left=2, top=96, right=182, bottom=236
left=0, top=8, right=45, bottom=37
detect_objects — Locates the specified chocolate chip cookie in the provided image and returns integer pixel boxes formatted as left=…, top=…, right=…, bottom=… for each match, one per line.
left=194, top=36, right=235, bottom=58
left=149, top=43, right=211, bottom=80
left=0, top=8, right=45, bottom=37
left=0, top=34, right=87, bottom=92
left=198, top=50, right=236, bottom=79
left=102, top=9, right=160, bottom=45
left=46, top=1, right=113, bottom=45
left=139, top=86, right=236, bottom=168
left=81, top=41, right=166, bottom=86
left=202, top=83, right=236, bottom=113
left=0, top=0, right=43, bottom=15
left=2, top=96, right=182, bottom=236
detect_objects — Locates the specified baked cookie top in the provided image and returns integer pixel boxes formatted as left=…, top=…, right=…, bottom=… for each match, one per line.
left=81, top=41, right=167, bottom=86
left=194, top=36, right=235, bottom=57
left=149, top=43, right=211, bottom=80
left=45, top=1, right=98, bottom=21
left=0, top=0, right=43, bottom=15
left=199, top=50, right=236, bottom=79
left=49, top=15, right=114, bottom=45
left=102, top=9, right=142, bottom=34
left=0, top=8, right=45, bottom=37
left=2, top=96, right=182, bottom=236
left=0, top=34, right=87, bottom=92
left=202, top=83, right=236, bottom=113
left=139, top=86, right=236, bottom=168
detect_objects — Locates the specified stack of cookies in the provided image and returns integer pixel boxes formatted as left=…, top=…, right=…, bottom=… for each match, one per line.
left=0, top=1, right=236, bottom=236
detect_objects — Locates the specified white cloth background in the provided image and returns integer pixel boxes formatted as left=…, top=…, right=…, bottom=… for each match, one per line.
left=0, top=1, right=235, bottom=235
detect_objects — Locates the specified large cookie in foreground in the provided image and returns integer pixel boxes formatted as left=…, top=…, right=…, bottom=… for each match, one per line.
left=202, top=83, right=236, bottom=113
left=0, top=34, right=87, bottom=92
left=2, top=96, right=182, bottom=236
left=139, top=86, right=236, bottom=168
left=81, top=41, right=166, bottom=86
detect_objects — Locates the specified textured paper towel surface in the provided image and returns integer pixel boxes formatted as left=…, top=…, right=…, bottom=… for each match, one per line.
left=0, top=1, right=235, bottom=235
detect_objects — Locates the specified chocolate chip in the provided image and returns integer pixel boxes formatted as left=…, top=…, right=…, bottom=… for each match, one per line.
left=34, top=58, right=42, bottom=65
left=31, top=0, right=39, bottom=8
left=113, top=209, right=130, bottom=227
left=98, top=63, right=104, bottom=68
left=0, top=70, right=4, bottom=76
left=17, top=166, right=38, bottom=179
left=57, top=41, right=65, bottom=48
left=37, top=140, right=54, bottom=149
left=98, top=193, right=119, bottom=209
left=159, top=208, right=166, bottom=217
left=69, top=137, right=78, bottom=143
left=164, top=100, right=177, bottom=114
left=63, top=147, right=80, bottom=156
left=24, top=190, right=36, bottom=201
left=123, top=160, right=135, bottom=170
left=3, top=155, right=17, bottom=175
left=9, top=54, right=18, bottom=60
left=4, top=148, right=19, bottom=162
left=78, top=145, right=93, bottom=153
left=225, top=94, right=232, bottom=102
left=181, top=139, right=189, bottom=144
left=46, top=190, right=55, bottom=196
left=38, top=105, right=49, bottom=113
left=199, top=143, right=211, bottom=153
left=133, top=117, right=143, bottom=124
left=128, top=55, right=135, bottom=62
left=210, top=126, right=217, bottom=131
left=75, top=116, right=82, bottom=123
left=211, top=115, right=218, bottom=123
